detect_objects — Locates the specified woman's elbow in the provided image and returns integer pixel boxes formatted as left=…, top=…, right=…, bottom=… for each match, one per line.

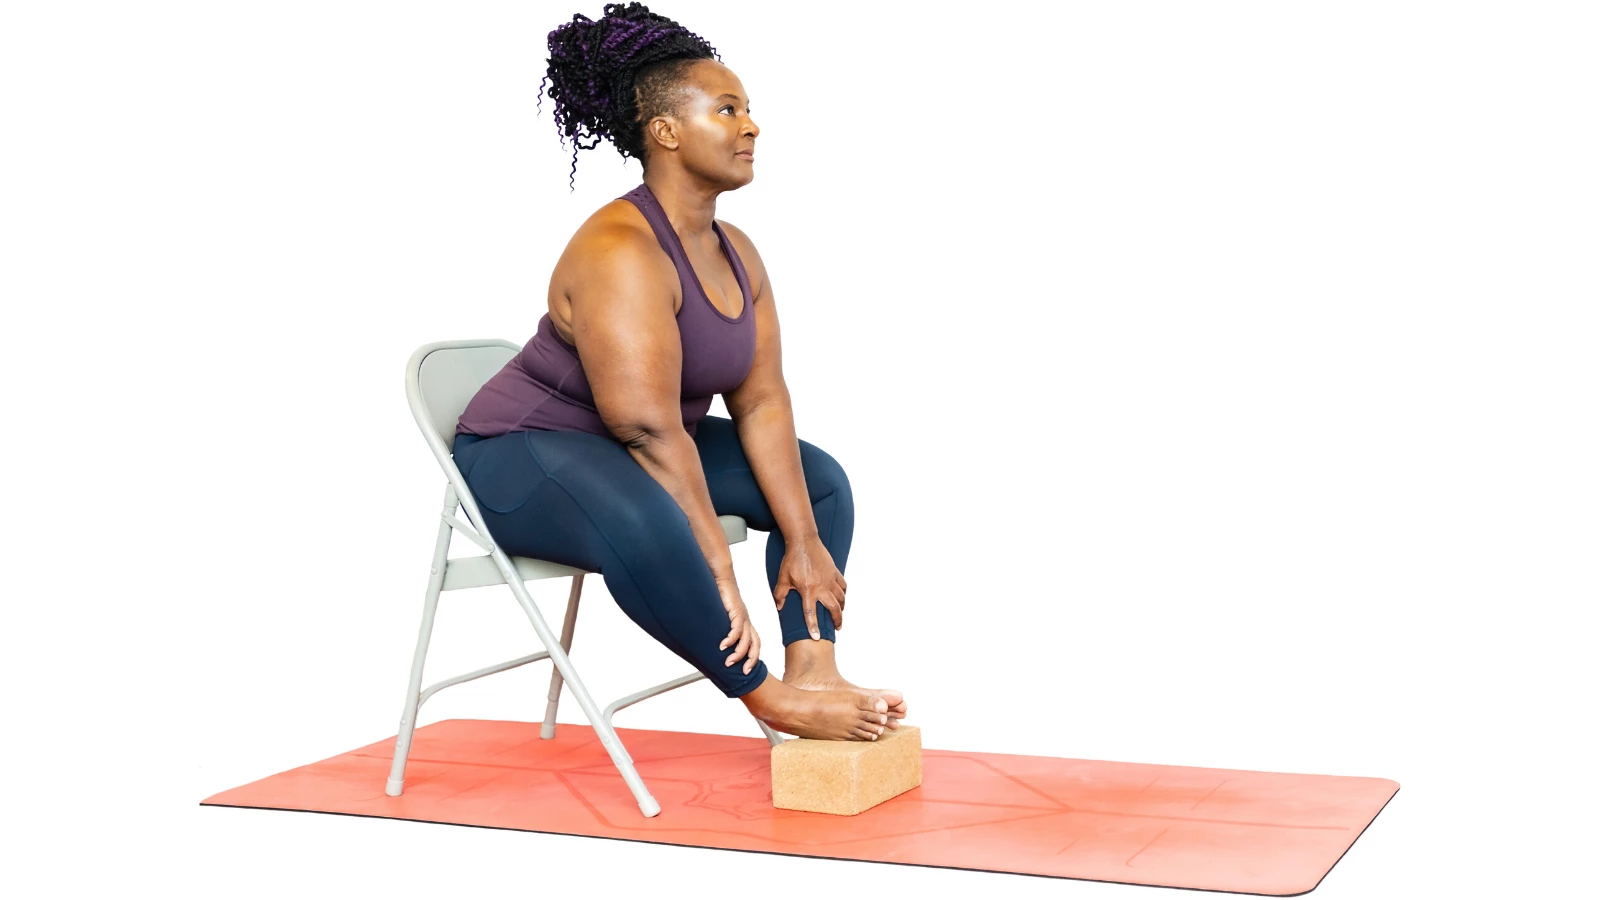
left=603, top=415, right=683, bottom=449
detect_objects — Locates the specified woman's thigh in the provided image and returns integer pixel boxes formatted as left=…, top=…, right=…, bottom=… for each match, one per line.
left=451, top=428, right=766, bottom=695
left=453, top=429, right=689, bottom=570
left=692, top=414, right=853, bottom=533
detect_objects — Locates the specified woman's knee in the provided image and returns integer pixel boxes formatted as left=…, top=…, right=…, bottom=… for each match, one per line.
left=798, top=440, right=851, bottom=502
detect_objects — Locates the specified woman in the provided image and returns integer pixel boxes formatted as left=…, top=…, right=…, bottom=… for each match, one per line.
left=452, top=3, right=907, bottom=741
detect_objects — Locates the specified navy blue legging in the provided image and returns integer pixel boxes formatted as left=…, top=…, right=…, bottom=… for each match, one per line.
left=449, top=415, right=853, bottom=698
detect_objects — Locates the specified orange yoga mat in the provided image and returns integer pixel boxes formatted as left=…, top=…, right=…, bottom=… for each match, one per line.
left=202, top=719, right=1397, bottom=895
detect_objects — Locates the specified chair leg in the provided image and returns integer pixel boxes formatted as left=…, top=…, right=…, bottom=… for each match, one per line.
left=385, top=499, right=454, bottom=796
left=493, top=552, right=663, bottom=817
left=540, top=574, right=584, bottom=739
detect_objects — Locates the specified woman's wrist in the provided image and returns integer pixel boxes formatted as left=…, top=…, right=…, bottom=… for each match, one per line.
left=783, top=527, right=821, bottom=546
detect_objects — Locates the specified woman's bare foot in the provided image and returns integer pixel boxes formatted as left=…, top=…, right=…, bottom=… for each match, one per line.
left=739, top=674, right=890, bottom=741
left=783, top=667, right=909, bottom=728
left=782, top=638, right=909, bottom=727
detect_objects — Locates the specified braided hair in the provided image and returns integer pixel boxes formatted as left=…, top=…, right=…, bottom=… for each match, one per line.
left=539, top=3, right=721, bottom=191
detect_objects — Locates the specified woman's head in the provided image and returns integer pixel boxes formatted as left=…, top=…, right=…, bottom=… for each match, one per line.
left=540, top=2, right=758, bottom=190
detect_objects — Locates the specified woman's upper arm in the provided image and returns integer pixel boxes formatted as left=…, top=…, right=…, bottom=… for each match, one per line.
left=718, top=222, right=789, bottom=418
left=565, top=226, right=683, bottom=445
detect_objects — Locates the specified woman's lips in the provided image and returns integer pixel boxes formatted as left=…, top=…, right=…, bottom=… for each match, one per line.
left=736, top=151, right=754, bottom=160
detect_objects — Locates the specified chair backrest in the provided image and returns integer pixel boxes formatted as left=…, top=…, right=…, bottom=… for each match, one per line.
left=405, top=339, right=520, bottom=452
left=405, top=339, right=521, bottom=542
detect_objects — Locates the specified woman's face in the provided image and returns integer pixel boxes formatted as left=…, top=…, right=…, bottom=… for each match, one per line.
left=648, top=60, right=759, bottom=187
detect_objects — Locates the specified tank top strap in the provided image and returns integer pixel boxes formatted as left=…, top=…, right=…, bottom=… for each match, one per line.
left=620, top=182, right=693, bottom=273
left=619, top=181, right=753, bottom=324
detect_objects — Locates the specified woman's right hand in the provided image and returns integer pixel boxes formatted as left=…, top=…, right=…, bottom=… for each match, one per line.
left=716, top=577, right=762, bottom=676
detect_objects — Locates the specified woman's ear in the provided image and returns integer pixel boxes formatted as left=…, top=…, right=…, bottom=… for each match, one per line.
left=645, top=115, right=681, bottom=154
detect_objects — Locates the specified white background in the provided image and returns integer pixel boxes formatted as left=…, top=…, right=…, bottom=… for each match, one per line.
left=4, top=1, right=1596, bottom=897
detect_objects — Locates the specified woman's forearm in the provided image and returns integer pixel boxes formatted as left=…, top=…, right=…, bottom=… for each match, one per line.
left=733, top=403, right=818, bottom=544
left=625, top=428, right=737, bottom=582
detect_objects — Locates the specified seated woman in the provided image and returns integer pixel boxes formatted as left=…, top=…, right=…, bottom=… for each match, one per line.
left=452, top=2, right=907, bottom=741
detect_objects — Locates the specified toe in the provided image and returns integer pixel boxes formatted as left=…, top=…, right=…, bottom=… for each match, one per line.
left=869, top=690, right=906, bottom=718
left=860, top=708, right=885, bottom=733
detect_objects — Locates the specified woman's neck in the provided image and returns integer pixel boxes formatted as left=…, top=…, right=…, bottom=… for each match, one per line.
left=642, top=171, right=719, bottom=239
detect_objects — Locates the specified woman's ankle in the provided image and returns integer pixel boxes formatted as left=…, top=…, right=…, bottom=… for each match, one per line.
left=784, top=636, right=838, bottom=675
left=737, top=671, right=788, bottom=719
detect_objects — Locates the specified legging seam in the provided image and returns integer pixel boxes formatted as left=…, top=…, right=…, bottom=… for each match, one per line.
left=820, top=487, right=838, bottom=548
left=519, top=430, right=554, bottom=480
left=549, top=481, right=674, bottom=640
left=513, top=434, right=677, bottom=645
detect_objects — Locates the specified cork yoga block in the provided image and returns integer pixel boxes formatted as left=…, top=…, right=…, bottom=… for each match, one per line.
left=771, top=724, right=922, bottom=815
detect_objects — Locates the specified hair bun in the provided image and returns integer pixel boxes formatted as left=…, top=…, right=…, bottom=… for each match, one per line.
left=540, top=3, right=720, bottom=190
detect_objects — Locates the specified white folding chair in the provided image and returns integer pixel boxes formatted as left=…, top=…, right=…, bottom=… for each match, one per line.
left=387, top=339, right=786, bottom=818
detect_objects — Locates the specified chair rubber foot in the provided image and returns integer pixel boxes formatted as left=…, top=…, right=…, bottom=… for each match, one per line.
left=540, top=722, right=556, bottom=739
left=385, top=778, right=404, bottom=797
left=638, top=796, right=661, bottom=817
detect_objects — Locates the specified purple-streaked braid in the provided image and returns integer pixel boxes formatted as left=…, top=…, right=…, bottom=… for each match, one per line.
left=538, top=2, right=721, bottom=191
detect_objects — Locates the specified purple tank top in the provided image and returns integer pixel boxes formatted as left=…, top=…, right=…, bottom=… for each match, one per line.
left=455, top=182, right=757, bottom=441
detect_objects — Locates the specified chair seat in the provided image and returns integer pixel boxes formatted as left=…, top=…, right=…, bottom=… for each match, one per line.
left=441, top=514, right=750, bottom=592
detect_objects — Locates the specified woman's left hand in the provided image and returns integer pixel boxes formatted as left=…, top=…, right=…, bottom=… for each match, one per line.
left=773, top=535, right=847, bottom=640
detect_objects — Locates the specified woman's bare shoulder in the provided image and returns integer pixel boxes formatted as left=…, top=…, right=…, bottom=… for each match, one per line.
left=549, top=198, right=677, bottom=319
left=565, top=197, right=655, bottom=253
left=553, top=198, right=671, bottom=277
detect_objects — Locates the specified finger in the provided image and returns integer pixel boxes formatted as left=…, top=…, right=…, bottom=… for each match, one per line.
left=822, top=595, right=843, bottom=629
left=724, top=623, right=744, bottom=666
left=735, top=627, right=753, bottom=667
left=814, top=593, right=841, bottom=629
left=744, top=630, right=761, bottom=675
left=773, top=578, right=789, bottom=610
left=805, top=599, right=820, bottom=640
